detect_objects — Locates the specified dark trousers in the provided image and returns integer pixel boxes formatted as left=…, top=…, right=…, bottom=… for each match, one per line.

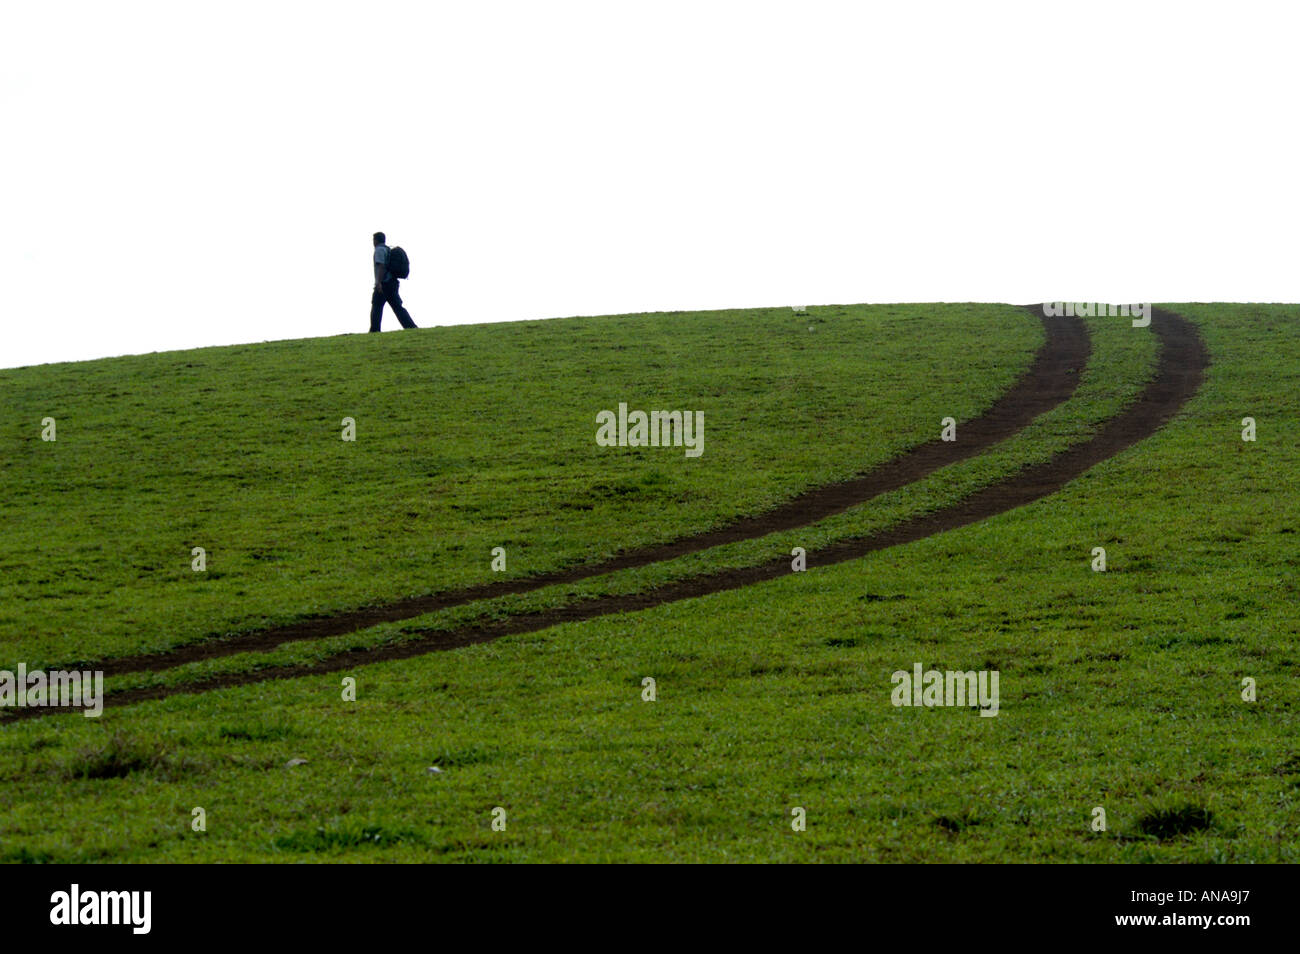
left=369, top=279, right=416, bottom=332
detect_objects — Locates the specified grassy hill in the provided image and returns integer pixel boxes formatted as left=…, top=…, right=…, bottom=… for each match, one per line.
left=0, top=302, right=1296, bottom=862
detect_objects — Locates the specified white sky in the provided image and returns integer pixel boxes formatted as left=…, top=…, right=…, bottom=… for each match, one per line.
left=2, top=1, right=1297, bottom=369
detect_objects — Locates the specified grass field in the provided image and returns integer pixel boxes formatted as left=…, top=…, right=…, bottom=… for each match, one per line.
left=1, top=302, right=1296, bottom=862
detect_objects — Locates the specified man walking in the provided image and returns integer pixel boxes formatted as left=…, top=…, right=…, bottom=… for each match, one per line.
left=369, top=231, right=417, bottom=332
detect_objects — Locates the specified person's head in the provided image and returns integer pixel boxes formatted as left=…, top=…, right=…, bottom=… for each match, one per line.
left=373, top=232, right=386, bottom=247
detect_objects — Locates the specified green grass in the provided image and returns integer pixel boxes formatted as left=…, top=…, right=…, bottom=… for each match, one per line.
left=0, top=303, right=1296, bottom=863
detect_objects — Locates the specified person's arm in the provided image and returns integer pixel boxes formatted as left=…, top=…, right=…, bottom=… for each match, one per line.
left=374, top=260, right=385, bottom=290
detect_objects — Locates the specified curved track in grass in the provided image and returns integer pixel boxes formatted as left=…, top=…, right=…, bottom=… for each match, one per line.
left=8, top=307, right=1209, bottom=719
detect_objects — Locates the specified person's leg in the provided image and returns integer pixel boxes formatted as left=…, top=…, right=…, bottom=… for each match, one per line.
left=369, top=286, right=385, bottom=332
left=384, top=280, right=417, bottom=329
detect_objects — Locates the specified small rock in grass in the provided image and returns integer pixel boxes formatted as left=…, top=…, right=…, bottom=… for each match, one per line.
left=426, top=766, right=442, bottom=775
left=285, top=758, right=308, bottom=768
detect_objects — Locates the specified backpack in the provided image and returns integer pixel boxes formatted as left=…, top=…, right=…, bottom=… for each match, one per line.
left=387, top=246, right=410, bottom=280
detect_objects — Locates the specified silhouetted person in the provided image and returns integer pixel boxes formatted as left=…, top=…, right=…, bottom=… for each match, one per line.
left=369, top=232, right=416, bottom=332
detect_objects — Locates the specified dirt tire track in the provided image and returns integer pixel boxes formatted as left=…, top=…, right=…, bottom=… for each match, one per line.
left=88, top=308, right=1089, bottom=678
left=46, top=306, right=1203, bottom=718
left=5, top=308, right=1209, bottom=722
